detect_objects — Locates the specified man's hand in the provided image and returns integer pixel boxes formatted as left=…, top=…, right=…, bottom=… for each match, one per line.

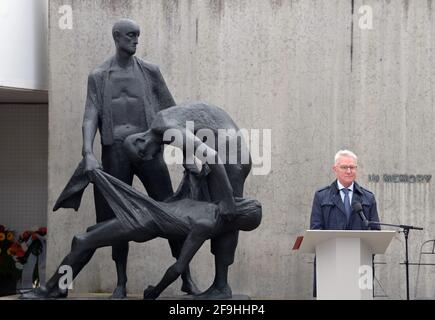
left=84, top=153, right=102, bottom=173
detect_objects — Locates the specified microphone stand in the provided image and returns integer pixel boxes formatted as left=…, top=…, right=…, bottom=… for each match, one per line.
left=367, top=220, right=423, bottom=300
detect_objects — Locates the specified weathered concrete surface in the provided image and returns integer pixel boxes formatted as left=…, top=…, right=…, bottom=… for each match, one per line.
left=0, top=104, right=48, bottom=233
left=351, top=0, right=435, bottom=299
left=48, top=0, right=435, bottom=299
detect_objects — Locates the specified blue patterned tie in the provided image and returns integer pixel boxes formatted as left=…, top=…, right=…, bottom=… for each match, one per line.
left=342, top=188, right=351, bottom=220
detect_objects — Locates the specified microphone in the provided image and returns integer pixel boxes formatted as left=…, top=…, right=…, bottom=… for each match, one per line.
left=352, top=202, right=370, bottom=228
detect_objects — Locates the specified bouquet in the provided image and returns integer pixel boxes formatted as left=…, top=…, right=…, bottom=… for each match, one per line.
left=0, top=225, right=25, bottom=280
left=0, top=225, right=47, bottom=284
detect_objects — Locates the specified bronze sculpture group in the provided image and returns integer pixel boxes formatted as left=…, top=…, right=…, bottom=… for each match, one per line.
left=22, top=19, right=261, bottom=300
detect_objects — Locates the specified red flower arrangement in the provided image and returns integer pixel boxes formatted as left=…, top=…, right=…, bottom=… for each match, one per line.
left=19, top=227, right=47, bottom=258
left=0, top=225, right=24, bottom=280
left=20, top=227, right=47, bottom=242
left=0, top=225, right=48, bottom=280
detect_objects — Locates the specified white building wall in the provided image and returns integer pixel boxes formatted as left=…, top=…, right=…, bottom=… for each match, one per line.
left=0, top=0, right=48, bottom=90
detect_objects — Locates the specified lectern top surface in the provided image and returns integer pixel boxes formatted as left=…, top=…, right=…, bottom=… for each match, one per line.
left=296, top=230, right=397, bottom=254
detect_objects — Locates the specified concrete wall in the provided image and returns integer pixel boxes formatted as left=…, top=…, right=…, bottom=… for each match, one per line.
left=48, top=0, right=435, bottom=299
left=0, top=104, right=48, bottom=233
left=0, top=0, right=48, bottom=90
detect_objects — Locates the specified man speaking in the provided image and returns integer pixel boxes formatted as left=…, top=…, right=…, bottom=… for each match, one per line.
left=310, top=149, right=380, bottom=231
left=309, top=150, right=381, bottom=297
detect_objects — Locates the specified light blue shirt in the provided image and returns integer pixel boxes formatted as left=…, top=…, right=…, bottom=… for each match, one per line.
left=337, top=181, right=354, bottom=204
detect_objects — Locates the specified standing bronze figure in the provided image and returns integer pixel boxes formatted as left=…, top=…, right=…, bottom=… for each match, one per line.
left=81, top=19, right=197, bottom=298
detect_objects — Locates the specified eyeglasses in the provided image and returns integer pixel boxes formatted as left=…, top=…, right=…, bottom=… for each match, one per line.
left=338, top=165, right=357, bottom=171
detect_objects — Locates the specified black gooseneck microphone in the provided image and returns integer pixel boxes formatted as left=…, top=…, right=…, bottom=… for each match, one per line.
left=352, top=202, right=370, bottom=228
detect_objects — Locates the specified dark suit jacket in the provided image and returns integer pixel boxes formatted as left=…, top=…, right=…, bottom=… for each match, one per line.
left=310, top=180, right=380, bottom=230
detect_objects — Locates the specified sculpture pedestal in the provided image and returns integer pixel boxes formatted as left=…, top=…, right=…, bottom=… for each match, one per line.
left=0, top=293, right=251, bottom=300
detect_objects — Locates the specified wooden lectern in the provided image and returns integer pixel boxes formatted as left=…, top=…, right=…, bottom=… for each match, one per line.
left=294, top=230, right=396, bottom=300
